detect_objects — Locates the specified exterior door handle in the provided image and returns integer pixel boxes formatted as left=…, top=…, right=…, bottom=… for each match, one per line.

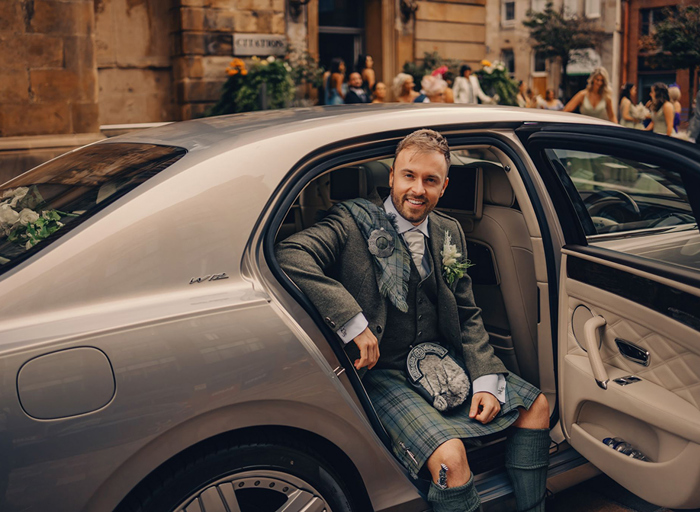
left=584, top=316, right=609, bottom=390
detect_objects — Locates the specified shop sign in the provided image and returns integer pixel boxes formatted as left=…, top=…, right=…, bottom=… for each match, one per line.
left=233, top=34, right=287, bottom=56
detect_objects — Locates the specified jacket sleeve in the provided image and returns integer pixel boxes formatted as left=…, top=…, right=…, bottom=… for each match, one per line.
left=275, top=205, right=364, bottom=333
left=451, top=219, right=508, bottom=380
left=471, top=76, right=492, bottom=103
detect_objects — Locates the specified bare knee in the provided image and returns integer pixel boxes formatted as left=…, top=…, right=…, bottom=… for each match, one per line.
left=514, top=393, right=550, bottom=429
left=427, top=439, right=471, bottom=487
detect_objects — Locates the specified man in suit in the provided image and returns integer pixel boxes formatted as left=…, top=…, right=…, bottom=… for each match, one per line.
left=453, top=65, right=496, bottom=105
left=345, top=72, right=371, bottom=104
left=276, top=129, right=550, bottom=512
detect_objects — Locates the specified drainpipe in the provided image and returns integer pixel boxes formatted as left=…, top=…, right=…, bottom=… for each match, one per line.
left=612, top=0, right=622, bottom=110
left=622, top=0, right=629, bottom=84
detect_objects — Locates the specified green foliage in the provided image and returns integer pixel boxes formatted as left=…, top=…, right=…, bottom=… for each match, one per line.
left=475, top=61, right=520, bottom=106
left=208, top=57, right=295, bottom=116
left=403, top=51, right=460, bottom=90
left=643, top=4, right=700, bottom=74
left=523, top=2, right=602, bottom=97
left=288, top=51, right=325, bottom=89
left=8, top=210, right=65, bottom=249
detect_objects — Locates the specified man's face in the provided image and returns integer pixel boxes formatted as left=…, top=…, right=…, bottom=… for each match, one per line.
left=390, top=149, right=449, bottom=225
left=349, top=73, right=362, bottom=88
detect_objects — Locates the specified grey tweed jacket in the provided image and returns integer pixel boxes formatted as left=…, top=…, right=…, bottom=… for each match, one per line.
left=275, top=198, right=507, bottom=381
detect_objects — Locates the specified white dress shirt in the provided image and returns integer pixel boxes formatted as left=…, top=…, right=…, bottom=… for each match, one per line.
left=337, top=197, right=506, bottom=402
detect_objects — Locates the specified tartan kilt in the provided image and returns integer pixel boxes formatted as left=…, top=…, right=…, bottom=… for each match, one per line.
left=363, top=369, right=541, bottom=478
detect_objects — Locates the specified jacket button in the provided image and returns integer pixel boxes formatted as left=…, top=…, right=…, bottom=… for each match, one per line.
left=418, top=314, right=423, bottom=320
left=377, top=326, right=382, bottom=333
left=417, top=331, right=423, bottom=337
left=325, top=317, right=336, bottom=328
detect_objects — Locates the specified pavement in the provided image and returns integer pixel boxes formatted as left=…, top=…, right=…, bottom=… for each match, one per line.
left=546, top=474, right=700, bottom=512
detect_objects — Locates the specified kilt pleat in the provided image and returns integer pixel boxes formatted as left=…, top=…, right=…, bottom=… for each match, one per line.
left=363, top=369, right=541, bottom=478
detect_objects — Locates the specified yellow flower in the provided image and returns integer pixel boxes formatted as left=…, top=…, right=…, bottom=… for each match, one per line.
left=227, top=68, right=239, bottom=76
left=232, top=58, right=244, bottom=66
left=480, top=60, right=492, bottom=67
left=240, top=69, right=248, bottom=75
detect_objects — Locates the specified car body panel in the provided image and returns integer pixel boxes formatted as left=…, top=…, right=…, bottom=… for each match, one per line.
left=4, top=105, right=695, bottom=511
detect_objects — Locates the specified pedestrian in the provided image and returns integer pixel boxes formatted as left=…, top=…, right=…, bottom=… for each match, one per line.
left=276, top=129, right=551, bottom=512
left=646, top=82, right=674, bottom=136
left=356, top=55, right=376, bottom=94
left=393, top=73, right=420, bottom=103
left=668, top=85, right=682, bottom=133
left=371, top=82, right=387, bottom=103
left=688, top=88, right=700, bottom=144
left=415, top=75, right=448, bottom=103
left=564, top=67, right=617, bottom=123
left=453, top=64, right=496, bottom=104
left=516, top=81, right=529, bottom=108
left=323, top=58, right=346, bottom=105
left=345, top=72, right=371, bottom=104
left=619, top=83, right=644, bottom=129
left=538, top=89, right=563, bottom=111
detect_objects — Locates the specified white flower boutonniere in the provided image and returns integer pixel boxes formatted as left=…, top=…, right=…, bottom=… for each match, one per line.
left=441, top=230, right=473, bottom=285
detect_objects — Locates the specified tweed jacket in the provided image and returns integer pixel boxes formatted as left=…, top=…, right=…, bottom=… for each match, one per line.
left=275, top=198, right=508, bottom=381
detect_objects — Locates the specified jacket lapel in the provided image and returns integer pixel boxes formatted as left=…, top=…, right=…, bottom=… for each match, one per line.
left=428, top=215, right=461, bottom=345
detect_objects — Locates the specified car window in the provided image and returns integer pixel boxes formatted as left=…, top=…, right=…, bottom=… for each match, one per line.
left=544, top=148, right=699, bottom=270
left=0, top=143, right=186, bottom=274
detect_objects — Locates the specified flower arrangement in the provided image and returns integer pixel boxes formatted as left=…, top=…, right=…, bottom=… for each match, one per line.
left=630, top=103, right=650, bottom=122
left=441, top=230, right=473, bottom=285
left=475, top=59, right=519, bottom=106
left=0, top=186, right=73, bottom=250
left=226, top=58, right=248, bottom=76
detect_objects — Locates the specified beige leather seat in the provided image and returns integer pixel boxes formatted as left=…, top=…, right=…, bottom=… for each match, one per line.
left=465, top=164, right=539, bottom=386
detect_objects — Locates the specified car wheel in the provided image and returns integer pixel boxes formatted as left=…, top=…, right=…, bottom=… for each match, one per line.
left=120, top=439, right=357, bottom=512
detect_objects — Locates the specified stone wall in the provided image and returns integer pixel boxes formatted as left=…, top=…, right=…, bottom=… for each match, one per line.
left=95, top=0, right=176, bottom=124
left=414, top=0, right=487, bottom=66
left=0, top=0, right=99, bottom=137
left=172, top=0, right=286, bottom=119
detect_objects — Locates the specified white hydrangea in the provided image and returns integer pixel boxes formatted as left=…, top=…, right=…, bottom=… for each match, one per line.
left=19, top=208, right=40, bottom=226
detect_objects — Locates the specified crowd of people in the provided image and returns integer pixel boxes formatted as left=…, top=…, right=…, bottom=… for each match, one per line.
left=321, top=56, right=700, bottom=143
left=320, top=56, right=498, bottom=106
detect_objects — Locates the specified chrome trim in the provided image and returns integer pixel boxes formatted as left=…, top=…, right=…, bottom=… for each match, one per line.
left=615, top=338, right=650, bottom=367
left=596, top=379, right=609, bottom=390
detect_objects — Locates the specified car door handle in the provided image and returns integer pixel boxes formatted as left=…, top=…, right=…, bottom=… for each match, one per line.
left=615, top=338, right=650, bottom=367
left=584, top=315, right=609, bottom=390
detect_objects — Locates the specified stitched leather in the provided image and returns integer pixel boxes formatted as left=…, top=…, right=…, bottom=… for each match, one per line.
left=567, top=300, right=700, bottom=410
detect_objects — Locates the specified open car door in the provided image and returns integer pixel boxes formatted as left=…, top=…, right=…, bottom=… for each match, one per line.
left=520, top=124, right=700, bottom=508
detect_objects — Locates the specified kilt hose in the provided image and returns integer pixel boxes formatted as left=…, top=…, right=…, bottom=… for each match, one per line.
left=363, top=369, right=542, bottom=478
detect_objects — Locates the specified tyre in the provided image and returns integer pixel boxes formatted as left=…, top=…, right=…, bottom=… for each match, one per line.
left=119, top=438, right=356, bottom=512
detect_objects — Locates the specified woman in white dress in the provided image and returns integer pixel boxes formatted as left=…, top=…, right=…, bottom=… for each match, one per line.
left=619, top=83, right=644, bottom=129
left=564, top=67, right=617, bottom=123
left=645, top=83, right=675, bottom=136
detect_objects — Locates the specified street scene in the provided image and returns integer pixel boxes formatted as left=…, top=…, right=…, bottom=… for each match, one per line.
left=1, top=1, right=699, bottom=512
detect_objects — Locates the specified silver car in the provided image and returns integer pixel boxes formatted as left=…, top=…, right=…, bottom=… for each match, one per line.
left=1, top=105, right=699, bottom=512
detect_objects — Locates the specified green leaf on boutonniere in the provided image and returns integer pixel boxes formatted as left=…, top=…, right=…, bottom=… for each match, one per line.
left=441, top=230, right=474, bottom=285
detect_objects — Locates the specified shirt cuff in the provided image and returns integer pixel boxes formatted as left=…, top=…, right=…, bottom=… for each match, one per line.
left=472, top=374, right=507, bottom=404
left=337, top=313, right=368, bottom=344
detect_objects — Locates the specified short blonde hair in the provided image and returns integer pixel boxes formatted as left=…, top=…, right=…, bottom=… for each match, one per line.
left=669, top=86, right=681, bottom=102
left=395, top=129, right=451, bottom=169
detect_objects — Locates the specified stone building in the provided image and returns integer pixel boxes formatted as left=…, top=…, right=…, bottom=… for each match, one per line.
left=484, top=0, right=621, bottom=103
left=0, top=0, right=490, bottom=176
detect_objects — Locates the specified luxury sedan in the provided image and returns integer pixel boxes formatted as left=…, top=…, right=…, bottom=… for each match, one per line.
left=0, top=104, right=699, bottom=512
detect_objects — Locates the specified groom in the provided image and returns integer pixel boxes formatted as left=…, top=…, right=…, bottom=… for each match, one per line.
left=276, top=129, right=550, bottom=512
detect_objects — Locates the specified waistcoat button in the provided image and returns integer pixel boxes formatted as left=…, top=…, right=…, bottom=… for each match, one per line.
left=377, top=326, right=382, bottom=333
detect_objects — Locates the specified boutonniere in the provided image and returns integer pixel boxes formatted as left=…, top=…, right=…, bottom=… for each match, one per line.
left=441, top=230, right=473, bottom=285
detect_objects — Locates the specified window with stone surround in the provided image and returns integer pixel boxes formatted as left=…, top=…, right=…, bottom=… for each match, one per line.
left=585, top=0, right=601, bottom=18
left=502, top=1, right=516, bottom=25
left=502, top=49, right=515, bottom=75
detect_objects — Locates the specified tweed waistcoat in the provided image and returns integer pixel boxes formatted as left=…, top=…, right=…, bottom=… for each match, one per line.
left=377, top=246, right=441, bottom=370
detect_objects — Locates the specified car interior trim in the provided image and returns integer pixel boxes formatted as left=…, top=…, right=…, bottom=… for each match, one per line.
left=566, top=253, right=700, bottom=333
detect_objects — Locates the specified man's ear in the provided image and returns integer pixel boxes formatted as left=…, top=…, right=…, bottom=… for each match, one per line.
left=439, top=176, right=449, bottom=197
left=389, top=167, right=394, bottom=188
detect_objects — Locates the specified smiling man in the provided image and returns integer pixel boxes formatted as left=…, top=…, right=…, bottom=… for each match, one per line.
left=276, top=129, right=550, bottom=512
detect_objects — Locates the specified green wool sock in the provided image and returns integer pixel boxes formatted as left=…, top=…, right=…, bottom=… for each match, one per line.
left=505, top=428, right=551, bottom=512
left=426, top=473, right=481, bottom=512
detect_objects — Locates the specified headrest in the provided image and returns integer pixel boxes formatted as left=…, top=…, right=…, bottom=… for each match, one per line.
left=328, top=161, right=391, bottom=201
left=482, top=164, right=515, bottom=207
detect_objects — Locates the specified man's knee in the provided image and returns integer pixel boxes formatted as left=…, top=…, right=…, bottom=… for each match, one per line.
left=515, top=393, right=550, bottom=429
left=427, top=439, right=471, bottom=486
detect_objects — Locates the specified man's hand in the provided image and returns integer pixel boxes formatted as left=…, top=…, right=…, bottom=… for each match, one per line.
left=469, top=392, right=501, bottom=424
left=353, top=327, right=379, bottom=370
